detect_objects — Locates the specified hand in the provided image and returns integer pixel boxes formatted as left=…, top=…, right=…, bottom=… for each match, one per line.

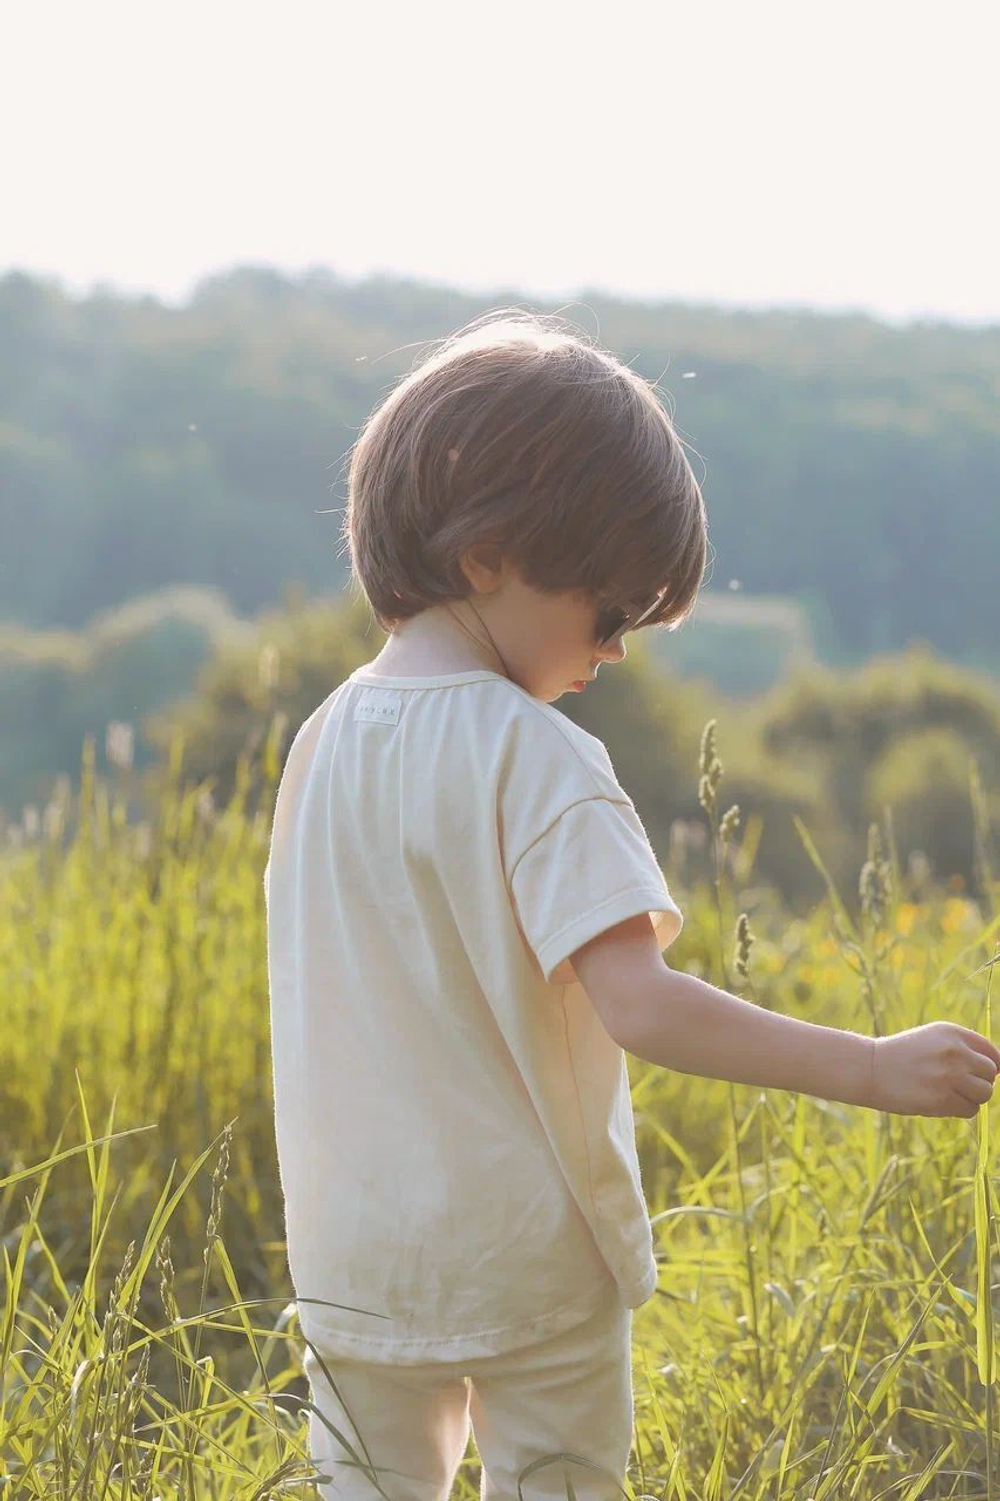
left=871, top=1022, right=1000, bottom=1118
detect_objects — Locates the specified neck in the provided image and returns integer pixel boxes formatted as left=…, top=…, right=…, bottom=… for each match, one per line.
left=377, top=601, right=507, bottom=677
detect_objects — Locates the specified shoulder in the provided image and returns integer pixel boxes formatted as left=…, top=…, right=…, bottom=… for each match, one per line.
left=480, top=681, right=621, bottom=799
left=481, top=685, right=634, bottom=874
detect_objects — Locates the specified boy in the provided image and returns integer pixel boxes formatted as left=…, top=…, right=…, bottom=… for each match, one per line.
left=264, top=311, right=999, bottom=1500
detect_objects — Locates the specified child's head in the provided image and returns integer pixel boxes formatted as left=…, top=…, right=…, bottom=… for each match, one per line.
left=341, top=309, right=709, bottom=700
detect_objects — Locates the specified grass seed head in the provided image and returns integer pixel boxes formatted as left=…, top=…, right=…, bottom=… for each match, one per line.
left=860, top=820, right=894, bottom=928
left=719, top=804, right=741, bottom=845
left=734, top=911, right=755, bottom=979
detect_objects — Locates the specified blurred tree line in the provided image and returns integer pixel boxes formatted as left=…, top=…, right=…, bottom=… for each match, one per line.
left=1, top=263, right=998, bottom=675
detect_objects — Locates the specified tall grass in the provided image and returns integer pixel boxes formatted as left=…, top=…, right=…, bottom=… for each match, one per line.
left=1, top=717, right=998, bottom=1498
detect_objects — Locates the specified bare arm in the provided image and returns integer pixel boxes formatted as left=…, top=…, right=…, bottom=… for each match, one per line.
left=569, top=915, right=999, bottom=1118
left=621, top=966, right=875, bottom=1109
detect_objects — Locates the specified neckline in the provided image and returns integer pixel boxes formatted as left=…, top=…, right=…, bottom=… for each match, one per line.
left=348, top=666, right=510, bottom=689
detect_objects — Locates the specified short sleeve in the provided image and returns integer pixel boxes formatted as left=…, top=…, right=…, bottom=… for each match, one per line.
left=509, top=796, right=684, bottom=986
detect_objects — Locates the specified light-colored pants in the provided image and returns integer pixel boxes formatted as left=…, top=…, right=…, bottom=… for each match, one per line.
left=301, top=1284, right=633, bottom=1501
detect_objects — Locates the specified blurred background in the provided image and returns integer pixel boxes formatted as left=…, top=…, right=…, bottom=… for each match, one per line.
left=2, top=0, right=997, bottom=915
left=2, top=10, right=1000, bottom=1483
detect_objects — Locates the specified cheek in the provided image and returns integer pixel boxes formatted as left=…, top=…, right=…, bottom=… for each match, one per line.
left=572, top=602, right=597, bottom=645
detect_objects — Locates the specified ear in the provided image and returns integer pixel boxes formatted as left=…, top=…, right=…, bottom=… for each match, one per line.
left=461, top=545, right=506, bottom=593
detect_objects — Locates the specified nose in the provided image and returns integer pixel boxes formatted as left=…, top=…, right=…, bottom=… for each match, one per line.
left=595, top=637, right=627, bottom=666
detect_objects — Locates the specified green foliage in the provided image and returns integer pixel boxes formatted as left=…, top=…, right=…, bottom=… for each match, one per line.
left=0, top=587, right=241, bottom=820
left=140, top=583, right=377, bottom=812
left=866, top=727, right=986, bottom=884
left=749, top=642, right=1000, bottom=900
left=7, top=589, right=997, bottom=922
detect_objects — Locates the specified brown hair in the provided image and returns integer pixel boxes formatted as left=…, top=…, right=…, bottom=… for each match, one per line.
left=339, top=308, right=709, bottom=638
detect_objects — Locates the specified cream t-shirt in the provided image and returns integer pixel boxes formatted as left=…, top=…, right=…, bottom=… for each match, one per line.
left=264, top=666, right=684, bottom=1365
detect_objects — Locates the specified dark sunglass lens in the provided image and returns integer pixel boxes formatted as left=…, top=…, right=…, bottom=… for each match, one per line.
left=596, top=607, right=629, bottom=645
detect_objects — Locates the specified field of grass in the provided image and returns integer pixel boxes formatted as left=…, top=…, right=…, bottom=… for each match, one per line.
left=2, top=716, right=999, bottom=1498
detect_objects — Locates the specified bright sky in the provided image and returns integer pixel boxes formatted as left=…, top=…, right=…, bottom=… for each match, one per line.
left=5, top=0, right=998, bottom=327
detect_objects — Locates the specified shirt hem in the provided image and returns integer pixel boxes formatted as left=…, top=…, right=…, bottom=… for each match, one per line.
left=297, top=1274, right=620, bottom=1365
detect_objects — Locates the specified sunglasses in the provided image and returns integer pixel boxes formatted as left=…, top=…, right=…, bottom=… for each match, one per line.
left=594, top=588, right=668, bottom=647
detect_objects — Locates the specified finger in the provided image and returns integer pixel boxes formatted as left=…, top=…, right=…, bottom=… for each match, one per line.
left=966, top=1034, right=1000, bottom=1071
left=954, top=1078, right=994, bottom=1109
left=966, top=1049, right=1000, bottom=1084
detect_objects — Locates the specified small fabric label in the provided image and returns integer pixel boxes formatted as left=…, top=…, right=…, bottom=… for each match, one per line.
left=354, top=691, right=402, bottom=727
